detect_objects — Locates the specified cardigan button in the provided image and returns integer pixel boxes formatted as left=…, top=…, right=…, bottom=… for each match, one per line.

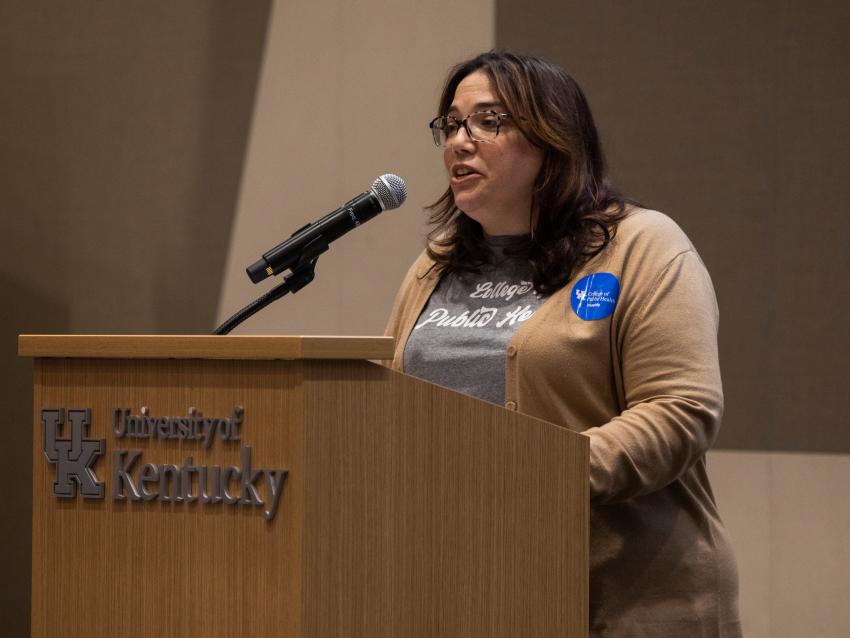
left=505, top=400, right=517, bottom=411
left=506, top=345, right=517, bottom=357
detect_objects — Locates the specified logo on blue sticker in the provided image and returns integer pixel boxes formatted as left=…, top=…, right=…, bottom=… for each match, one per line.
left=571, top=273, right=619, bottom=320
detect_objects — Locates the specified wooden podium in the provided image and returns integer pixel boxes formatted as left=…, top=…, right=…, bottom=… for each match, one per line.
left=20, top=335, right=588, bottom=637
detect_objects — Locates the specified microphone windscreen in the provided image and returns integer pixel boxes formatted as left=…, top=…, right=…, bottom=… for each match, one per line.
left=371, top=174, right=407, bottom=210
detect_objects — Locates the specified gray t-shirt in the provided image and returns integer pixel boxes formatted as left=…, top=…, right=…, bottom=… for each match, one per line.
left=403, top=236, right=546, bottom=405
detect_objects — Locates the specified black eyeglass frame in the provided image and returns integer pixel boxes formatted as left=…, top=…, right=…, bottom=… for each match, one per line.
left=428, top=110, right=512, bottom=147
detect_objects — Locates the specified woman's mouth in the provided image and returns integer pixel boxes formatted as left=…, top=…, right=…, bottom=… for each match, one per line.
left=450, top=165, right=482, bottom=185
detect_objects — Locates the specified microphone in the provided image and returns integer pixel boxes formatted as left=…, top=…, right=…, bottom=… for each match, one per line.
left=246, top=174, right=407, bottom=284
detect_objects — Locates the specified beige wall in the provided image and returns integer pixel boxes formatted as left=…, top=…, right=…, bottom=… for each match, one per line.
left=216, top=0, right=494, bottom=335
left=709, top=450, right=850, bottom=638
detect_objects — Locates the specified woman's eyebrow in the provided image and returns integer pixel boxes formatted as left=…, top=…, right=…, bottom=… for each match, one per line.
left=447, top=101, right=505, bottom=114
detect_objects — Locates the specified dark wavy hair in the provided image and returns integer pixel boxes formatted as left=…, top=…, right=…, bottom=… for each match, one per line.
left=426, top=51, right=639, bottom=294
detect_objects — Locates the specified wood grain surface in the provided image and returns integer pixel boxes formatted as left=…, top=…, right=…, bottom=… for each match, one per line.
left=301, top=361, right=588, bottom=637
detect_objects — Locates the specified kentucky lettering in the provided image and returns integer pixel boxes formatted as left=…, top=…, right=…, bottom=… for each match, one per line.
left=112, top=446, right=286, bottom=521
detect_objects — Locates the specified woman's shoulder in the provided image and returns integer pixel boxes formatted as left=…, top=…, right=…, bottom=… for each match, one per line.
left=385, top=247, right=442, bottom=342
left=611, top=206, right=696, bottom=258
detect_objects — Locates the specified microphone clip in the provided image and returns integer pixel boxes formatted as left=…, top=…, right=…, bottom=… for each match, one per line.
left=282, top=234, right=329, bottom=294
left=212, top=234, right=330, bottom=335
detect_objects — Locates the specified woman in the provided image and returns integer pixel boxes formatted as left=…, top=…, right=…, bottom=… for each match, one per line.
left=385, top=51, right=742, bottom=637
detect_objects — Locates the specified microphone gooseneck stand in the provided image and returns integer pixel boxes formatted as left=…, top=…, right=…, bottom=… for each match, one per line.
left=212, top=236, right=329, bottom=336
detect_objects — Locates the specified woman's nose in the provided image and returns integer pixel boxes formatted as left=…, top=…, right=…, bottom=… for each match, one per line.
left=447, top=125, right=475, bottom=153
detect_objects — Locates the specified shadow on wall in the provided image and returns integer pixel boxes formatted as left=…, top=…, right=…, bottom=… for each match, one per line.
left=0, top=274, right=70, bottom=636
left=151, top=2, right=272, bottom=334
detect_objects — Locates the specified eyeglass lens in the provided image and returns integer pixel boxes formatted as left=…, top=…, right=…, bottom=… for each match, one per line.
left=431, top=112, right=504, bottom=147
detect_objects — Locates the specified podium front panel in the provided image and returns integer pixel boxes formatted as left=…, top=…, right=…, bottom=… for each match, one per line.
left=27, top=344, right=587, bottom=637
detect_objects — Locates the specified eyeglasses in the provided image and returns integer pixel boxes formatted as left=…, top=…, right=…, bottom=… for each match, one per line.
left=428, top=110, right=512, bottom=147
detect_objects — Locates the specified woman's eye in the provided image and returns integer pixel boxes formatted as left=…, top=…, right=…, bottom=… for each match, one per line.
left=478, top=116, right=499, bottom=130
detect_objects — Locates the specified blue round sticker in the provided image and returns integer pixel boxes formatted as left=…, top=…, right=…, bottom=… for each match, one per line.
left=570, top=273, right=620, bottom=320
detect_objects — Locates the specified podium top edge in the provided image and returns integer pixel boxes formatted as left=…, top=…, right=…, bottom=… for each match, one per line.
left=17, top=335, right=395, bottom=361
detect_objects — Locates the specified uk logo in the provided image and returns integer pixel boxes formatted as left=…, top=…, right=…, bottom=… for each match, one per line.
left=41, top=408, right=105, bottom=499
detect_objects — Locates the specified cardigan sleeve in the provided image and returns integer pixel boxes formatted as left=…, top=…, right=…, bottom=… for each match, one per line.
left=583, top=248, right=724, bottom=503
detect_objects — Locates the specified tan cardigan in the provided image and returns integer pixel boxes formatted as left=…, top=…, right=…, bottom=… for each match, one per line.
left=385, top=209, right=742, bottom=637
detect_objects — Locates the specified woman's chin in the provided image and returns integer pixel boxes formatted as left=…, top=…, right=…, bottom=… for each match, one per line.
left=454, top=194, right=483, bottom=218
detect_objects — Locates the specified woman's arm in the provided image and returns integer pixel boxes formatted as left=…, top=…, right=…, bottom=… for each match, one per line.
left=584, top=248, right=723, bottom=503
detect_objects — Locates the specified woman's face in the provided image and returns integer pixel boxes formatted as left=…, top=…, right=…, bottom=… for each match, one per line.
left=443, top=70, right=544, bottom=236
